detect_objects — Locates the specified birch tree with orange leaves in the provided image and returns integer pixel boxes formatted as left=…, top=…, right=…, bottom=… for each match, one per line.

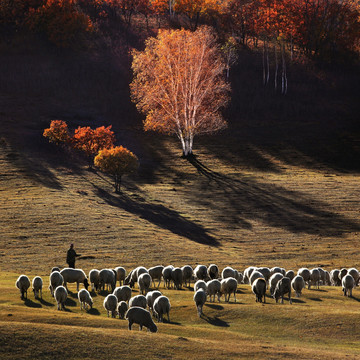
left=130, top=26, right=230, bottom=157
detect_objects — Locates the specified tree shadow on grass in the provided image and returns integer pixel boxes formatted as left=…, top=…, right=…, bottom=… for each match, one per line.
left=186, top=156, right=360, bottom=236
left=24, top=299, right=42, bottom=308
left=93, top=185, right=219, bottom=246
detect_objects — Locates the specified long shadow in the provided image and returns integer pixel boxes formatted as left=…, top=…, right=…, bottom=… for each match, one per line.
left=65, top=297, right=77, bottom=307
left=350, top=296, right=360, bottom=303
left=39, top=298, right=55, bottom=307
left=309, top=297, right=323, bottom=302
left=24, top=299, right=42, bottom=308
left=186, top=156, right=360, bottom=236
left=93, top=185, right=219, bottom=246
left=87, top=308, right=100, bottom=315
left=291, top=298, right=305, bottom=304
left=202, top=314, right=230, bottom=327
left=204, top=303, right=224, bottom=310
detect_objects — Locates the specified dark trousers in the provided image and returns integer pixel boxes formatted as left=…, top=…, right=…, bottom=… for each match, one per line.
left=67, top=261, right=75, bottom=269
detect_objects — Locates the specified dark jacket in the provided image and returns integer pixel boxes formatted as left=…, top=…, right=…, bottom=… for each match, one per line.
left=66, top=248, right=80, bottom=264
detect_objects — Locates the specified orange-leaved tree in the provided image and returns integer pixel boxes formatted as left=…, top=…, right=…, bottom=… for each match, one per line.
left=94, top=146, right=139, bottom=193
left=43, top=119, right=71, bottom=145
left=72, top=125, right=115, bottom=166
left=130, top=26, right=230, bottom=157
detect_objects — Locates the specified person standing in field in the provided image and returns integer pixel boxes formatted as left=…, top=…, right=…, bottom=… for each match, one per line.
left=66, top=244, right=81, bottom=268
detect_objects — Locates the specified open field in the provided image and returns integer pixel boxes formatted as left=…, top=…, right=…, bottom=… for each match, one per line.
left=1, top=37, right=360, bottom=359
left=2, top=271, right=360, bottom=360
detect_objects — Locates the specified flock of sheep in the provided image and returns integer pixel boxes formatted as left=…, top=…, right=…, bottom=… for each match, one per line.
left=15, top=264, right=359, bottom=332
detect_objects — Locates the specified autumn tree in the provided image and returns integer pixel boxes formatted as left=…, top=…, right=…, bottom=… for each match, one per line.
left=94, top=146, right=139, bottom=193
left=43, top=120, right=71, bottom=145
left=72, top=125, right=116, bottom=166
left=130, top=26, right=230, bottom=157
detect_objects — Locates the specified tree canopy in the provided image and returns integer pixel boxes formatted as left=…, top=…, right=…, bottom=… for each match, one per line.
left=130, top=26, right=231, bottom=157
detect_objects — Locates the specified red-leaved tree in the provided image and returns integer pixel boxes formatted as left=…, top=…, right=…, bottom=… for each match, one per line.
left=72, top=125, right=116, bottom=166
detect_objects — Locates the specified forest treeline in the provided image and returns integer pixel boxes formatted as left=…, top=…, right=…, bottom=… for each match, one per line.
left=0, top=0, right=359, bottom=62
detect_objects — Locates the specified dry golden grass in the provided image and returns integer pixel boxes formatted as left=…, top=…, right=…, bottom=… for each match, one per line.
left=0, top=36, right=359, bottom=359
left=1, top=271, right=360, bottom=360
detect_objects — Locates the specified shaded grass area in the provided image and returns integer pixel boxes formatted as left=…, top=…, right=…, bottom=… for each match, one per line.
left=2, top=273, right=360, bottom=360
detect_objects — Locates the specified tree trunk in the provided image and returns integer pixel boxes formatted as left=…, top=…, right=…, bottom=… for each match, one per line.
left=182, top=136, right=193, bottom=157
left=114, top=174, right=122, bottom=193
left=274, top=42, right=278, bottom=92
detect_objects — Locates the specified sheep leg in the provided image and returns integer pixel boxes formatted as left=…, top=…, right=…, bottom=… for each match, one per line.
left=128, top=321, right=133, bottom=330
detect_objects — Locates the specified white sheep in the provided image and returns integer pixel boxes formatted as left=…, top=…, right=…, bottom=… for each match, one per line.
left=318, top=268, right=326, bottom=285
left=309, top=268, right=320, bottom=289
left=220, top=277, right=238, bottom=302
left=125, top=307, right=157, bottom=332
left=146, top=290, right=162, bottom=314
left=148, top=265, right=164, bottom=288
left=78, top=288, right=93, bottom=310
left=285, top=270, right=295, bottom=281
left=194, top=280, right=207, bottom=293
left=117, top=301, right=128, bottom=319
left=103, top=294, right=118, bottom=318
left=243, top=266, right=257, bottom=284
left=206, top=279, right=221, bottom=302
left=342, top=274, right=355, bottom=297
left=89, top=269, right=100, bottom=292
left=162, top=265, right=174, bottom=288
left=339, top=268, right=348, bottom=280
left=257, top=267, right=271, bottom=281
left=60, top=268, right=89, bottom=292
left=171, top=267, right=183, bottom=290
left=249, top=270, right=265, bottom=285
left=270, top=267, right=286, bottom=277
left=252, top=278, right=266, bottom=303
left=138, top=273, right=152, bottom=295
left=15, top=275, right=30, bottom=300
left=194, top=288, right=207, bottom=317
left=207, top=264, right=219, bottom=280
left=291, top=275, right=305, bottom=297
left=113, top=286, right=132, bottom=303
left=49, top=271, right=63, bottom=297
left=114, top=266, right=126, bottom=286
left=235, top=270, right=244, bottom=284
left=330, top=269, right=341, bottom=286
left=194, top=265, right=208, bottom=281
left=347, top=268, right=359, bottom=286
left=124, top=267, right=148, bottom=288
left=153, top=295, right=171, bottom=323
left=297, top=268, right=311, bottom=285
left=99, top=269, right=117, bottom=292
left=181, top=265, right=193, bottom=287
left=125, top=266, right=148, bottom=288
left=269, top=273, right=284, bottom=295
left=129, top=295, right=147, bottom=309
left=32, top=276, right=43, bottom=299
left=325, top=270, right=331, bottom=286
left=273, top=277, right=292, bottom=304
left=222, top=266, right=237, bottom=280
left=54, top=285, right=68, bottom=310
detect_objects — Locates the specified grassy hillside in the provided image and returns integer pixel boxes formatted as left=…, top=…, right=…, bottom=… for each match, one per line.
left=0, top=34, right=360, bottom=358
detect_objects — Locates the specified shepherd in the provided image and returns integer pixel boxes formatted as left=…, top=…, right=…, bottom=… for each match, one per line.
left=66, top=243, right=81, bottom=269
